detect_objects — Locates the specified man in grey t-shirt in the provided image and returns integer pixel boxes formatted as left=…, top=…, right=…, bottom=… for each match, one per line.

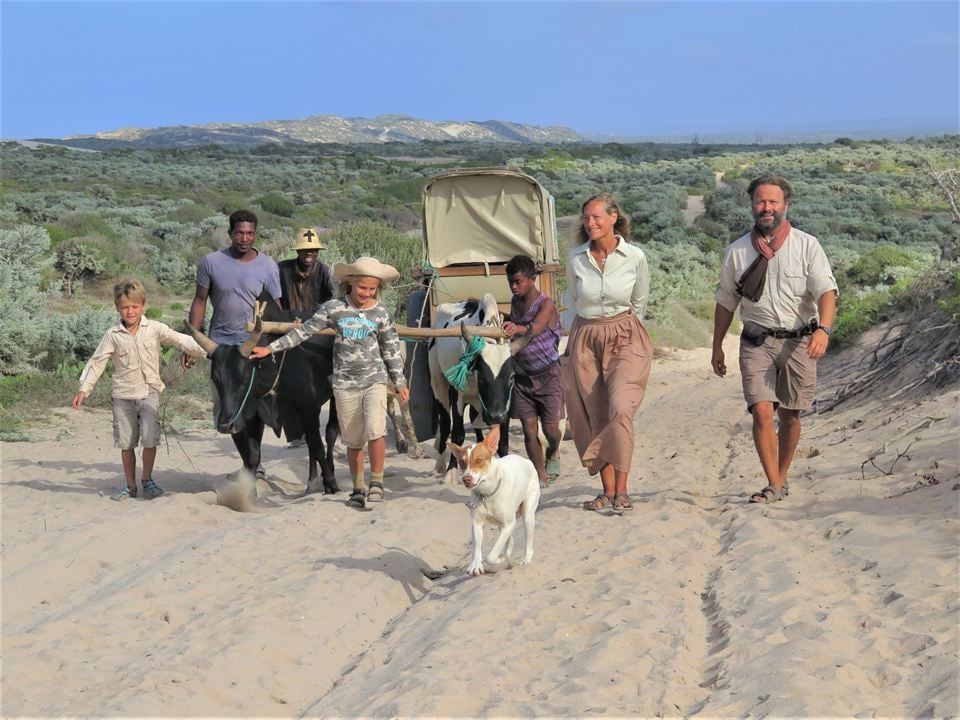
left=183, top=209, right=282, bottom=356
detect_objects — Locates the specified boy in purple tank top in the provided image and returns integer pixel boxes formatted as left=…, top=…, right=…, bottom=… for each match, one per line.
left=502, top=255, right=565, bottom=488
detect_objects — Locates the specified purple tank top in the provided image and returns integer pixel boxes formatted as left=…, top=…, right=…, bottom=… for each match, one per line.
left=511, top=292, right=561, bottom=375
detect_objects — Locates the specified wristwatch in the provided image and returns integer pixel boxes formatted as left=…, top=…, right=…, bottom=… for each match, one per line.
left=818, top=325, right=833, bottom=336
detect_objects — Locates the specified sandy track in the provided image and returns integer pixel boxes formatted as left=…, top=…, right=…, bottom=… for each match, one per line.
left=2, top=343, right=957, bottom=717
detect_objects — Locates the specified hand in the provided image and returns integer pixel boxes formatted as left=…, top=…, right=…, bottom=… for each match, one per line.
left=502, top=321, right=524, bottom=338
left=248, top=346, right=272, bottom=361
left=807, top=329, right=829, bottom=359
left=72, top=391, right=86, bottom=410
left=180, top=352, right=196, bottom=370
left=397, top=387, right=410, bottom=403
left=711, top=347, right=726, bottom=377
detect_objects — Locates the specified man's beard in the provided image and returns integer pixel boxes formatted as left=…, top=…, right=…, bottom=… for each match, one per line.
left=754, top=210, right=786, bottom=235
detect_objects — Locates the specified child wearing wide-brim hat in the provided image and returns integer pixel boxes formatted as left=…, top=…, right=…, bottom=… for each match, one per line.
left=249, top=256, right=408, bottom=509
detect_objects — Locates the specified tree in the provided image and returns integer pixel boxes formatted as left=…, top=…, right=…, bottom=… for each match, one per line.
left=928, top=167, right=960, bottom=261
left=56, top=239, right=105, bottom=295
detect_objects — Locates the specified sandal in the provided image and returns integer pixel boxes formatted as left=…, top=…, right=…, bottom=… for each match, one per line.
left=111, top=485, right=137, bottom=501
left=347, top=489, right=366, bottom=509
left=366, top=482, right=384, bottom=503
left=583, top=493, right=613, bottom=511
left=545, top=457, right=562, bottom=482
left=749, top=485, right=785, bottom=504
left=142, top=478, right=164, bottom=499
left=613, top=492, right=634, bottom=511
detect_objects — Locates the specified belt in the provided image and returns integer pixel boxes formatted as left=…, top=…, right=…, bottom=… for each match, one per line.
left=742, top=319, right=818, bottom=344
left=767, top=328, right=810, bottom=339
left=766, top=319, right=818, bottom=339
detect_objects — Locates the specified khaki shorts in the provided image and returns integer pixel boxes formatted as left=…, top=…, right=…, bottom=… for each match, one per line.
left=333, top=383, right=388, bottom=449
left=739, top=336, right=816, bottom=411
left=112, top=390, right=161, bottom=449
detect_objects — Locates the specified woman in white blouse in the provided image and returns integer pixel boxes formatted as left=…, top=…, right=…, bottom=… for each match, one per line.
left=561, top=193, right=653, bottom=511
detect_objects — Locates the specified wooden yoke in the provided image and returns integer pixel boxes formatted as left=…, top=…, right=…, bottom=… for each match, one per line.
left=245, top=320, right=510, bottom=339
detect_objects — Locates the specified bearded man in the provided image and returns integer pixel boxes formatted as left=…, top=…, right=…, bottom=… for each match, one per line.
left=711, top=175, right=838, bottom=504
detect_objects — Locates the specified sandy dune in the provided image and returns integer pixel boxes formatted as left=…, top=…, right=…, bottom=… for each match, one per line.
left=2, top=338, right=957, bottom=717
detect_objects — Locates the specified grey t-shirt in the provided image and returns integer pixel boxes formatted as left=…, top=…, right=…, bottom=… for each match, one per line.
left=196, top=248, right=282, bottom=344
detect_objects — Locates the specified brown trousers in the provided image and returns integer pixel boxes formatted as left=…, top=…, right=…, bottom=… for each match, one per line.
left=561, top=312, right=652, bottom=476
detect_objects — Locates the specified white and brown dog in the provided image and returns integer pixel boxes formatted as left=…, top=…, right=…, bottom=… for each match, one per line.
left=448, top=426, right=541, bottom=576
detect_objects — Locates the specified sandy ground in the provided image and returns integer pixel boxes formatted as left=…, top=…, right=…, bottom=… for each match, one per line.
left=2, top=338, right=958, bottom=718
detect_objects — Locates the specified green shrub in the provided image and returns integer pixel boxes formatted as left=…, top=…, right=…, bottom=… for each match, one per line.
left=44, top=307, right=116, bottom=366
left=44, top=224, right=70, bottom=245
left=61, top=212, right=113, bottom=238
left=145, top=307, right=163, bottom=319
left=0, top=225, right=55, bottom=374
left=846, top=245, right=914, bottom=286
left=323, top=220, right=422, bottom=319
left=56, top=239, right=106, bottom=295
left=255, top=192, right=296, bottom=218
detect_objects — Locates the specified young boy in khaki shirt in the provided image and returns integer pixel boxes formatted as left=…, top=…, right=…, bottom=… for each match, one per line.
left=73, top=279, right=207, bottom=500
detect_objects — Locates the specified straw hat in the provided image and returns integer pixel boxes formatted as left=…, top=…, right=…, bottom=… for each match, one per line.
left=294, top=227, right=326, bottom=251
left=333, top=256, right=400, bottom=283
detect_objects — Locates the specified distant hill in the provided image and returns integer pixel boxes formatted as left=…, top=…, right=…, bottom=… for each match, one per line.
left=37, top=114, right=583, bottom=149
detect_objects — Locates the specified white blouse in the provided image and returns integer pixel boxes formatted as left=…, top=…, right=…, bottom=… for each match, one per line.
left=566, top=235, right=649, bottom=321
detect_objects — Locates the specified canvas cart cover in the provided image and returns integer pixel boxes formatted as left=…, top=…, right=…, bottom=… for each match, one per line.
left=422, top=168, right=558, bottom=267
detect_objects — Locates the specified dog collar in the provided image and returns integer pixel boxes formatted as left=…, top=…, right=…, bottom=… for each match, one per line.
left=467, top=477, right=503, bottom=510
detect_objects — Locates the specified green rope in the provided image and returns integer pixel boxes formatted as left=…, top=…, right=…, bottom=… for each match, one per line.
left=444, top=335, right=486, bottom=390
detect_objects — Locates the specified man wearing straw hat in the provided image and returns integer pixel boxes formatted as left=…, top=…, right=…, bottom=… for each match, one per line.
left=278, top=227, right=336, bottom=314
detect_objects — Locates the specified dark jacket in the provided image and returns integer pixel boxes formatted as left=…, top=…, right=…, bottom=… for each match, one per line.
left=278, top=259, right=336, bottom=314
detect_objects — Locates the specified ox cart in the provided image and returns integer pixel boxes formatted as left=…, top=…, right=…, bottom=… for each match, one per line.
left=405, top=167, right=561, bottom=441
left=249, top=168, right=562, bottom=450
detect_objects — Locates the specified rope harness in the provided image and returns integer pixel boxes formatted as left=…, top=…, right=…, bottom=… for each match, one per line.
left=264, top=351, right=286, bottom=396
left=444, top=335, right=486, bottom=390
left=227, top=365, right=257, bottom=428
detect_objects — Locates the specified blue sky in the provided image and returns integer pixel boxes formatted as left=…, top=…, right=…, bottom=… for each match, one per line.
left=2, top=1, right=957, bottom=140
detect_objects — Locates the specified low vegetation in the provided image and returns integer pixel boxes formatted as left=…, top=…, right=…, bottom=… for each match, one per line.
left=1, top=136, right=956, bottom=435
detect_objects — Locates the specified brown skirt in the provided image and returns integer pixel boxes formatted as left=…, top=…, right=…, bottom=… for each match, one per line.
left=560, top=311, right=652, bottom=475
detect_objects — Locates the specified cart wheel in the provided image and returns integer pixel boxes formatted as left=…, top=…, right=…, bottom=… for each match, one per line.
left=404, top=289, right=437, bottom=442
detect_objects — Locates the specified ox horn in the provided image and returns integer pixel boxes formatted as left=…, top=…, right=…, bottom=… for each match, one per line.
left=184, top=321, right=219, bottom=357
left=239, top=317, right=263, bottom=358
left=459, top=321, right=474, bottom=341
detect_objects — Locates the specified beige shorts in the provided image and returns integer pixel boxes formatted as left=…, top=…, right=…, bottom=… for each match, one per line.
left=333, top=383, right=388, bottom=449
left=112, top=390, right=160, bottom=449
left=739, top=336, right=816, bottom=411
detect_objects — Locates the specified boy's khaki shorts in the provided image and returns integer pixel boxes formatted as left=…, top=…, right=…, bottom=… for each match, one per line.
left=112, top=390, right=160, bottom=449
left=739, top=336, right=816, bottom=411
left=333, top=383, right=388, bottom=449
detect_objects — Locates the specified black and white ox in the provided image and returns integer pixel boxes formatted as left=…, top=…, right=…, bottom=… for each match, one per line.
left=185, top=312, right=340, bottom=495
left=428, top=293, right=530, bottom=479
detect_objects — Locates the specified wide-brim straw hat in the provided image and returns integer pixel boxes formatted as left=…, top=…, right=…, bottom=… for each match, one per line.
left=333, top=256, right=400, bottom=283
left=294, top=227, right=326, bottom=251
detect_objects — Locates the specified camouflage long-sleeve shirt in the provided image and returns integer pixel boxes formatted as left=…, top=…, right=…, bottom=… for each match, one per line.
left=267, top=297, right=407, bottom=391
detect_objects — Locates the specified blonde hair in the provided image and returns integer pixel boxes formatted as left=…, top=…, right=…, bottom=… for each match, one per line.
left=576, top=193, right=631, bottom=244
left=338, top=276, right=384, bottom=299
left=114, top=278, right=146, bottom=306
